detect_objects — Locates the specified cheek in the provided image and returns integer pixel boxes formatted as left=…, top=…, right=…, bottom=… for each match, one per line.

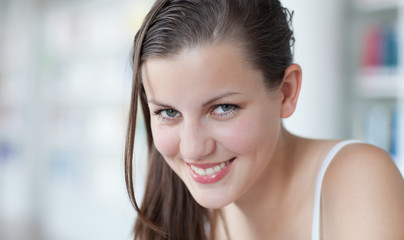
left=216, top=111, right=280, bottom=153
left=151, top=123, right=179, bottom=158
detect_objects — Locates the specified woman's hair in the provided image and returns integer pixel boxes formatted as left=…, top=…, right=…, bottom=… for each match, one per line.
left=125, top=0, right=294, bottom=239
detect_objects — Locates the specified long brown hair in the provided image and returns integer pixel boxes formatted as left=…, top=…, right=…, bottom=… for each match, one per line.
left=125, top=0, right=294, bottom=239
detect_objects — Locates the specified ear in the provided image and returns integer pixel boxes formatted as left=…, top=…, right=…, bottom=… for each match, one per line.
left=280, top=64, right=302, bottom=118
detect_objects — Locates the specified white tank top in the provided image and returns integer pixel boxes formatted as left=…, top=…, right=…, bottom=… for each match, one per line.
left=311, top=140, right=361, bottom=240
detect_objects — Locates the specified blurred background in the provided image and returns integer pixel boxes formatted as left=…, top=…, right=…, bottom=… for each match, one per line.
left=0, top=0, right=403, bottom=239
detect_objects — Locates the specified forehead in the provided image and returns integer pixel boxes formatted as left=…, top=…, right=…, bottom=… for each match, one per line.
left=141, top=42, right=265, bottom=103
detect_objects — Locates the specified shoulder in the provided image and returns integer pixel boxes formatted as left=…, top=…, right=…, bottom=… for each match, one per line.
left=321, top=142, right=404, bottom=240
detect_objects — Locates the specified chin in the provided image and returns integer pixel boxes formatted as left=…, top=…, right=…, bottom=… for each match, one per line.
left=190, top=191, right=235, bottom=209
left=195, top=198, right=232, bottom=209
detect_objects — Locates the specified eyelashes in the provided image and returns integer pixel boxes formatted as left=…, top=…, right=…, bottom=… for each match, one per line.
left=210, top=104, right=239, bottom=119
left=153, top=104, right=240, bottom=123
left=153, top=109, right=181, bottom=123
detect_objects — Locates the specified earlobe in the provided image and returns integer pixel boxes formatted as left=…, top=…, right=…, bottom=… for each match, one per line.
left=280, top=64, right=302, bottom=118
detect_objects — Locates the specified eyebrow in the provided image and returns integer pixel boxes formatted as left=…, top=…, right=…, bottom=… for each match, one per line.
left=148, top=91, right=242, bottom=108
left=202, top=91, right=241, bottom=107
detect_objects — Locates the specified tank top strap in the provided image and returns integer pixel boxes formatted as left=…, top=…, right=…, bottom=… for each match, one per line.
left=311, top=140, right=362, bottom=240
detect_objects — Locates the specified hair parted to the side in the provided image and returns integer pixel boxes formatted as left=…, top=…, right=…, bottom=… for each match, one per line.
left=125, top=0, right=295, bottom=239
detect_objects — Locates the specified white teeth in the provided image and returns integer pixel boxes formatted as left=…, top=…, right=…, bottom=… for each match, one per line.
left=199, top=169, right=207, bottom=176
left=206, top=168, right=214, bottom=175
left=190, top=159, right=231, bottom=176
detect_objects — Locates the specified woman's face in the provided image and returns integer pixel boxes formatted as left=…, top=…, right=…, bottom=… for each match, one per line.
left=142, top=43, right=283, bottom=208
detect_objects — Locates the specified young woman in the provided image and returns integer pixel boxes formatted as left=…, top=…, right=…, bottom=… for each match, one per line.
left=124, top=0, right=404, bottom=239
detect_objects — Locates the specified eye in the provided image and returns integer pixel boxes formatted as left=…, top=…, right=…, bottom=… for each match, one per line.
left=217, top=104, right=235, bottom=112
left=154, top=109, right=181, bottom=122
left=211, top=104, right=239, bottom=119
left=161, top=109, right=180, bottom=118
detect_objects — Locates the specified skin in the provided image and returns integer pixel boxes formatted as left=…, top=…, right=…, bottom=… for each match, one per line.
left=141, top=42, right=404, bottom=239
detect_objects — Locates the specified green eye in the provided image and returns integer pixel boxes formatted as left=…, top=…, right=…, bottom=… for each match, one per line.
left=219, top=104, right=235, bottom=112
left=162, top=109, right=179, bottom=118
left=211, top=104, right=239, bottom=119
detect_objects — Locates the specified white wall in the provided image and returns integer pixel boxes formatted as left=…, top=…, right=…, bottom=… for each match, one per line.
left=0, top=0, right=153, bottom=239
left=282, top=0, right=346, bottom=139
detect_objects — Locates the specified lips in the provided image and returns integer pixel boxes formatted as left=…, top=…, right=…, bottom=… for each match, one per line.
left=186, top=158, right=235, bottom=184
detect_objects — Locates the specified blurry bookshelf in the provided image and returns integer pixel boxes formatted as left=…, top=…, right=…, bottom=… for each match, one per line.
left=345, top=0, right=404, bottom=174
left=0, top=0, right=151, bottom=240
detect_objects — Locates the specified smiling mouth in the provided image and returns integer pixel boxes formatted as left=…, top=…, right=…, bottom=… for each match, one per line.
left=189, top=158, right=235, bottom=176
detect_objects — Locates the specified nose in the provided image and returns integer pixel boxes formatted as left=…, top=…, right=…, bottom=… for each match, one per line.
left=179, top=120, right=215, bottom=161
